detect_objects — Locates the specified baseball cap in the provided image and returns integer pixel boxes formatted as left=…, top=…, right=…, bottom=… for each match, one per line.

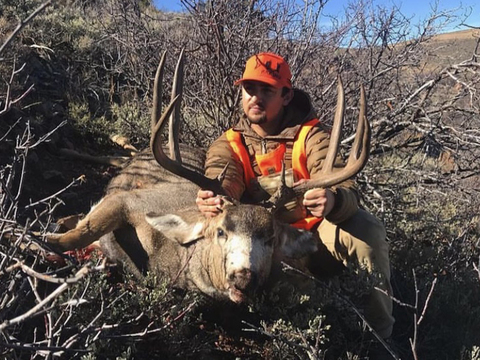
left=235, top=52, right=292, bottom=89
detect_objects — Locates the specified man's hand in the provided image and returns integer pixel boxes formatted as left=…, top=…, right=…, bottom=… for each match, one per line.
left=196, top=189, right=224, bottom=217
left=302, top=188, right=335, bottom=218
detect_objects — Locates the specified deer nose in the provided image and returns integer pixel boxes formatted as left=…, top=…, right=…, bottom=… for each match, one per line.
left=228, top=268, right=258, bottom=292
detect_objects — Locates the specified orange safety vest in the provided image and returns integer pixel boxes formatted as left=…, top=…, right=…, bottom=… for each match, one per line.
left=225, top=119, right=322, bottom=231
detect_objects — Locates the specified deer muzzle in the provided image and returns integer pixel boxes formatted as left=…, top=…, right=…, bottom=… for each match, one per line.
left=227, top=268, right=258, bottom=303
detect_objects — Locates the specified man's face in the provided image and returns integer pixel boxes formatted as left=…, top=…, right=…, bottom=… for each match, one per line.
left=241, top=81, right=291, bottom=125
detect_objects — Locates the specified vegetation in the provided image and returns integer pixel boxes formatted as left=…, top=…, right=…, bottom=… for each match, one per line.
left=1, top=0, right=479, bottom=359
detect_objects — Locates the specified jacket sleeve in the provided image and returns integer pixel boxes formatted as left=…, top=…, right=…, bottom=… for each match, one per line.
left=204, top=132, right=246, bottom=200
left=305, top=124, right=360, bottom=224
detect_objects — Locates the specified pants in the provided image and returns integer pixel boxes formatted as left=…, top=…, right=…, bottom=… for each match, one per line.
left=308, top=209, right=395, bottom=339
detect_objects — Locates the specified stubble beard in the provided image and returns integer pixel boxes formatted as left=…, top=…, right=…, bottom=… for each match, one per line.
left=247, top=114, right=268, bottom=125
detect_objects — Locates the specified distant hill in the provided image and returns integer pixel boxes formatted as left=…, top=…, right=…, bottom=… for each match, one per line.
left=424, top=28, right=479, bottom=67
left=433, top=28, right=479, bottom=41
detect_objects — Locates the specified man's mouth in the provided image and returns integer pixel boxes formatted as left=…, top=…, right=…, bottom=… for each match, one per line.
left=250, top=105, right=263, bottom=112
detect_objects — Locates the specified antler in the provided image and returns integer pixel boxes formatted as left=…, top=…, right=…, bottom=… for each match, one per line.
left=267, top=77, right=371, bottom=211
left=151, top=50, right=182, bottom=162
left=150, top=51, right=227, bottom=196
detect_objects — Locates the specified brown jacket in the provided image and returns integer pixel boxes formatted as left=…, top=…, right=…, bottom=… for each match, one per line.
left=205, top=89, right=359, bottom=224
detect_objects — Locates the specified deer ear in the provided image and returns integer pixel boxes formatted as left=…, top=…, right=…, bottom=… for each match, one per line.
left=145, top=213, right=204, bottom=246
left=275, top=222, right=317, bottom=259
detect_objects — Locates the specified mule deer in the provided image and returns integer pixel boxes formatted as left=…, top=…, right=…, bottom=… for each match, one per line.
left=47, top=51, right=370, bottom=303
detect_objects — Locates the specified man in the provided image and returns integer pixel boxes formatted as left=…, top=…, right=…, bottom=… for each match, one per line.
left=196, top=52, right=394, bottom=343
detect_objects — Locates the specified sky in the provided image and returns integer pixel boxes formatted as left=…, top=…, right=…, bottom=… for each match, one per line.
left=154, top=0, right=480, bottom=32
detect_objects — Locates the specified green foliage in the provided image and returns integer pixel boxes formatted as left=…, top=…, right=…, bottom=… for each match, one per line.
left=233, top=265, right=389, bottom=358
left=68, top=102, right=114, bottom=144
left=110, top=101, right=151, bottom=147
left=67, top=100, right=151, bottom=148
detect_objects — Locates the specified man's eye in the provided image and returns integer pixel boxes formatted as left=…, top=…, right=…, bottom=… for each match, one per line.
left=243, top=85, right=253, bottom=93
left=263, top=88, right=276, bottom=96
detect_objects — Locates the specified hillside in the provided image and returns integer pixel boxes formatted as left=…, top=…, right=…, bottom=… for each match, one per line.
left=424, top=29, right=479, bottom=67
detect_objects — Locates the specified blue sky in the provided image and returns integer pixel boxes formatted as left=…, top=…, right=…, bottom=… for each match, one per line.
left=154, top=0, right=479, bottom=32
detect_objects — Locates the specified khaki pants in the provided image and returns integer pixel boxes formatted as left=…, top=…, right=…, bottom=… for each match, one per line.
left=308, top=209, right=394, bottom=339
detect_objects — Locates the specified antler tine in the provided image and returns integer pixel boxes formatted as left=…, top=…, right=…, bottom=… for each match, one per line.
left=321, top=76, right=345, bottom=175
left=347, top=84, right=370, bottom=168
left=150, top=54, right=226, bottom=196
left=168, top=48, right=184, bottom=162
left=151, top=51, right=167, bottom=131
left=294, top=79, right=371, bottom=191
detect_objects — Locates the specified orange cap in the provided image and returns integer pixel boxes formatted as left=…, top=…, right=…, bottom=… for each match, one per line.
left=235, top=52, right=292, bottom=89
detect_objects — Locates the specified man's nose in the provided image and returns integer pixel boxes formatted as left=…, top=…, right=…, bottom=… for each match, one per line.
left=250, top=92, right=262, bottom=102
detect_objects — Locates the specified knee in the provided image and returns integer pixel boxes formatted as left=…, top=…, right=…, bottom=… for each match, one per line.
left=319, top=209, right=389, bottom=271
left=340, top=209, right=387, bottom=250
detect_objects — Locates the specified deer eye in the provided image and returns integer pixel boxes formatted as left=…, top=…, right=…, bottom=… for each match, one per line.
left=216, top=228, right=226, bottom=239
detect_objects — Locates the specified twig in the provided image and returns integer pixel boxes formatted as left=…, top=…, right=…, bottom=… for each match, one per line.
left=56, top=292, right=106, bottom=355
left=374, top=286, right=416, bottom=309
left=99, top=299, right=198, bottom=338
left=410, top=270, right=420, bottom=360
left=0, top=261, right=22, bottom=275
left=409, top=272, right=439, bottom=358
left=474, top=262, right=480, bottom=282
left=417, top=276, right=437, bottom=326
left=0, top=261, right=105, bottom=332
left=0, top=0, right=53, bottom=56
left=22, top=120, right=68, bottom=150
left=241, top=320, right=315, bottom=357
left=25, top=175, right=85, bottom=209
left=16, top=260, right=90, bottom=284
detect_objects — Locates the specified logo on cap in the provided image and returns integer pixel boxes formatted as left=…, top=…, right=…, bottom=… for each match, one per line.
left=256, top=58, right=282, bottom=80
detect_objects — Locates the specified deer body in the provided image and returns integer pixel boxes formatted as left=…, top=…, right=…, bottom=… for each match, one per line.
left=49, top=178, right=317, bottom=303
left=49, top=145, right=316, bottom=302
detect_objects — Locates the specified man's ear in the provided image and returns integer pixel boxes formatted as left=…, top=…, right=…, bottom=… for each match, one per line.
left=282, top=88, right=294, bottom=106
left=145, top=213, right=204, bottom=246
left=274, top=221, right=317, bottom=259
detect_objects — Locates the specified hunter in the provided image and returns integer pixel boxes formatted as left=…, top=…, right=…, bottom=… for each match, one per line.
left=196, top=52, right=395, bottom=350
